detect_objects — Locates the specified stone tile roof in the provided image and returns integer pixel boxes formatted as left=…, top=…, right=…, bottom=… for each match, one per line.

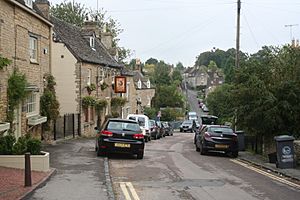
left=51, top=17, right=123, bottom=69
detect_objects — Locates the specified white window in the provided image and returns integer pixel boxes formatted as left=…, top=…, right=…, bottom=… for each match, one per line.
left=29, top=36, right=37, bottom=62
left=24, top=92, right=38, bottom=117
left=90, top=36, right=95, bottom=49
left=25, top=0, right=33, bottom=9
left=138, top=80, right=142, bottom=89
left=87, top=69, right=91, bottom=85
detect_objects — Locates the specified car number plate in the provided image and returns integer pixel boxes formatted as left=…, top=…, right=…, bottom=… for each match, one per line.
left=215, top=144, right=228, bottom=149
left=114, top=143, right=130, bottom=148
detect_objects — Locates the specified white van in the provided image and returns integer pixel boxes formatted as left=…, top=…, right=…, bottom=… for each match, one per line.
left=126, top=114, right=151, bottom=142
left=188, top=111, right=198, bottom=121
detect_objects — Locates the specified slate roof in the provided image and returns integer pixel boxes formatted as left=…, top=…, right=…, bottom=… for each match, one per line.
left=51, top=17, right=123, bottom=69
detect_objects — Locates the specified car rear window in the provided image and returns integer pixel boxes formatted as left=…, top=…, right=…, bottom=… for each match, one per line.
left=107, top=121, right=141, bottom=131
left=209, top=127, right=233, bottom=135
left=201, top=117, right=217, bottom=125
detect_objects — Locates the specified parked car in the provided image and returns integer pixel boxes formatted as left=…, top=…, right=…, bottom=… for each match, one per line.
left=195, top=125, right=238, bottom=158
left=202, top=105, right=209, bottom=112
left=127, top=114, right=151, bottom=142
left=162, top=121, right=173, bottom=136
left=194, top=115, right=218, bottom=144
left=149, top=119, right=159, bottom=140
left=179, top=120, right=194, bottom=133
left=95, top=118, right=145, bottom=159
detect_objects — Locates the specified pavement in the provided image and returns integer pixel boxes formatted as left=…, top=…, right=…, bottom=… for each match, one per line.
left=1, top=140, right=300, bottom=200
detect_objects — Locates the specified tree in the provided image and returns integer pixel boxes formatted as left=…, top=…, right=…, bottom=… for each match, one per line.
left=171, top=69, right=183, bottom=83
left=175, top=62, right=184, bottom=71
left=152, top=85, right=184, bottom=109
left=50, top=0, right=87, bottom=27
left=145, top=58, right=158, bottom=65
left=40, top=74, right=60, bottom=133
left=153, top=61, right=171, bottom=85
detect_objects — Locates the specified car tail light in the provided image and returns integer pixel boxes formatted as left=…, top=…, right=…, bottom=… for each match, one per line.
left=101, top=130, right=113, bottom=137
left=204, top=132, right=211, bottom=139
left=133, top=133, right=144, bottom=139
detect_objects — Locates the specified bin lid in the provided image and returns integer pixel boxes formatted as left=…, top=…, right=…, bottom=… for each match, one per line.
left=235, top=130, right=244, bottom=134
left=274, top=135, right=295, bottom=142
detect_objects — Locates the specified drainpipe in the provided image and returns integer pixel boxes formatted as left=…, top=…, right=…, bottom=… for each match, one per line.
left=78, top=62, right=82, bottom=136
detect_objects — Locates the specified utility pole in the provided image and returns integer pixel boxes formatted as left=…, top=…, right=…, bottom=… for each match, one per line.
left=235, top=0, right=241, bottom=68
left=284, top=24, right=298, bottom=41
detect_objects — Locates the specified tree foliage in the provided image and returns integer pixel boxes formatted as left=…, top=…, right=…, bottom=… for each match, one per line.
left=50, top=0, right=87, bottom=27
left=40, top=74, right=60, bottom=131
left=207, top=45, right=300, bottom=138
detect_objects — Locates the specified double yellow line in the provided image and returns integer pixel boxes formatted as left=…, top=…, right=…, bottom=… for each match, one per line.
left=231, top=159, right=300, bottom=189
left=119, top=182, right=140, bottom=200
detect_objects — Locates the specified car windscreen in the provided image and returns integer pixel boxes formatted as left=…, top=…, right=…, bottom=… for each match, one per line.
left=201, top=117, right=217, bottom=125
left=209, top=127, right=233, bottom=135
left=183, top=121, right=192, bottom=125
left=138, top=117, right=146, bottom=127
left=107, top=121, right=141, bottom=131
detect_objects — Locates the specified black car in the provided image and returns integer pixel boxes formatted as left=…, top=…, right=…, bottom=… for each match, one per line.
left=195, top=125, right=238, bottom=158
left=95, top=118, right=145, bottom=159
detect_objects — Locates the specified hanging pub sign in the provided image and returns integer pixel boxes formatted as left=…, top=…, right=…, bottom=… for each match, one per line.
left=114, top=76, right=126, bottom=93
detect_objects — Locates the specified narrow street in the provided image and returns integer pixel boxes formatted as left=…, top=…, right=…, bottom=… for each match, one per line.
left=110, top=133, right=299, bottom=200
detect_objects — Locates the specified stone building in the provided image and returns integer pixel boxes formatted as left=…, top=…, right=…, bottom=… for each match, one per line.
left=0, top=0, right=52, bottom=139
left=133, top=69, right=155, bottom=114
left=51, top=17, right=123, bottom=136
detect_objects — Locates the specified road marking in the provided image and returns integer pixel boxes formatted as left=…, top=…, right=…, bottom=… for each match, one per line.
left=119, top=182, right=140, bottom=200
left=231, top=159, right=300, bottom=189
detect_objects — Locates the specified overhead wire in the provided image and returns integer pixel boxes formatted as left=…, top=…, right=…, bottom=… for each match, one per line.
left=139, top=4, right=236, bottom=58
left=241, top=12, right=260, bottom=50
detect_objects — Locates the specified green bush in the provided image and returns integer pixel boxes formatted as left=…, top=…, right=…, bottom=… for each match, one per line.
left=26, top=138, right=42, bottom=155
left=12, top=136, right=28, bottom=155
left=0, top=135, right=16, bottom=155
left=0, top=134, right=42, bottom=155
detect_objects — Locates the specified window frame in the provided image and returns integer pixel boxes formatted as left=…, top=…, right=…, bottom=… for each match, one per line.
left=24, top=91, right=39, bottom=118
left=29, top=36, right=38, bottom=63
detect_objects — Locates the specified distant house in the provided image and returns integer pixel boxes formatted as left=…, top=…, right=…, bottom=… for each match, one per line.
left=51, top=17, right=123, bottom=136
left=0, top=0, right=52, bottom=139
left=132, top=66, right=155, bottom=114
left=184, top=65, right=224, bottom=97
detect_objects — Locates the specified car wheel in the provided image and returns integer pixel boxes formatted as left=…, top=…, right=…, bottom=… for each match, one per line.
left=137, top=152, right=144, bottom=159
left=231, top=151, right=238, bottom=158
left=180, top=129, right=183, bottom=132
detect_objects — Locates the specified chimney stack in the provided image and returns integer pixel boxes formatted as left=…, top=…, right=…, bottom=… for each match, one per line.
left=35, top=0, right=50, bottom=19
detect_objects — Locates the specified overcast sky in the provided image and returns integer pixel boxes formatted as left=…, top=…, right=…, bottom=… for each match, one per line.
left=50, top=0, right=300, bottom=67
